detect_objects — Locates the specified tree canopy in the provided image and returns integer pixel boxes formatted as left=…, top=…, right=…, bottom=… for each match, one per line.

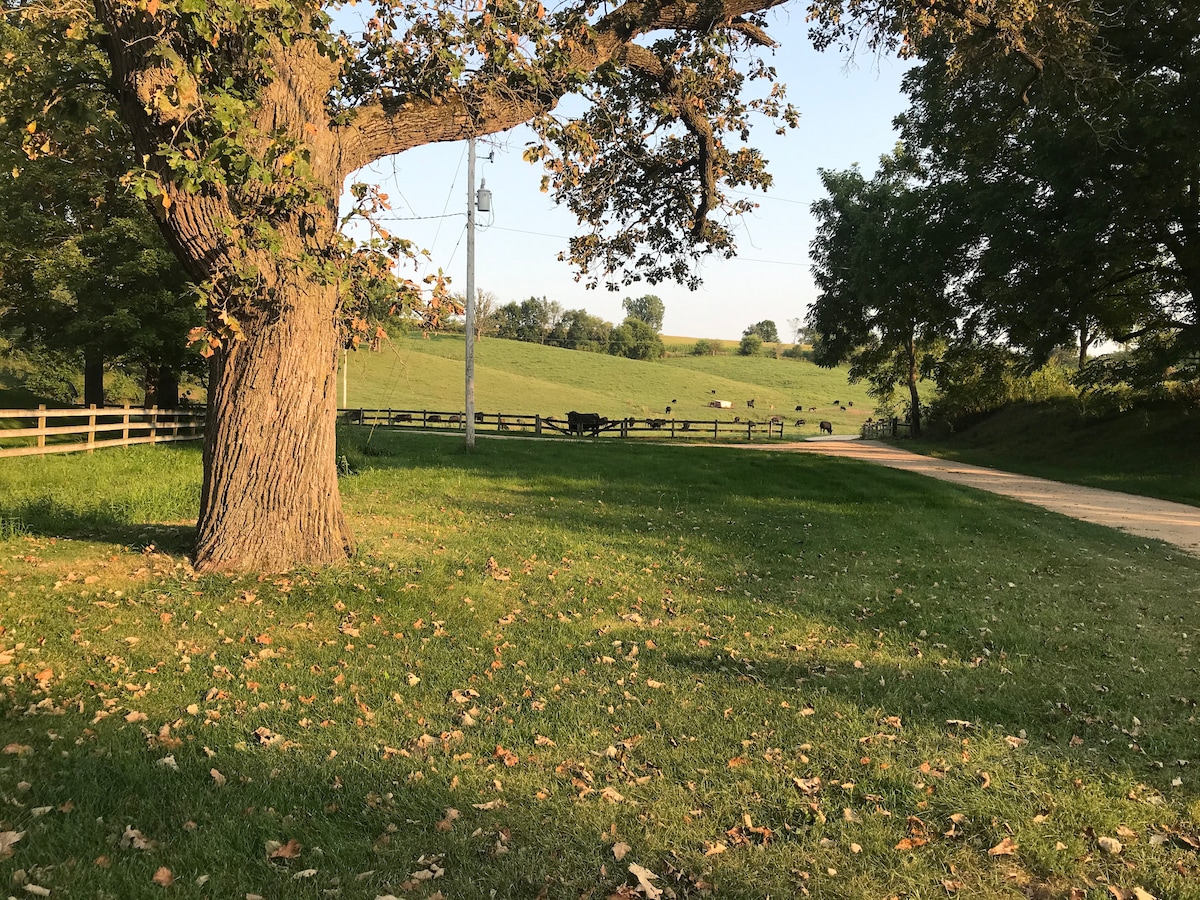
left=621, top=295, right=665, bottom=333
left=4, top=0, right=1096, bottom=571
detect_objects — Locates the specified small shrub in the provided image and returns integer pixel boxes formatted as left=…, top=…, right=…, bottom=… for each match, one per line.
left=737, top=333, right=763, bottom=356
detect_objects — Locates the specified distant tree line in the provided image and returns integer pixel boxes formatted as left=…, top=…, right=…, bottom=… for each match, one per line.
left=484, top=294, right=666, bottom=360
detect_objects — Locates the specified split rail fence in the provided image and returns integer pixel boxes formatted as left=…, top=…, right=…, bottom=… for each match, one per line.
left=0, top=405, right=205, bottom=459
left=339, top=408, right=787, bottom=440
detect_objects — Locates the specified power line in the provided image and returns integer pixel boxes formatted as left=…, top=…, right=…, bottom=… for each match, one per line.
left=488, top=225, right=808, bottom=268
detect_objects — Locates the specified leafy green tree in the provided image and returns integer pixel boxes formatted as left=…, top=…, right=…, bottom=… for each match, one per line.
left=897, top=0, right=1199, bottom=378
left=808, top=158, right=968, bottom=436
left=0, top=16, right=200, bottom=407
left=744, top=320, right=779, bottom=343
left=609, top=318, right=665, bottom=360
left=691, top=339, right=718, bottom=356
left=738, top=332, right=763, bottom=356
left=557, top=309, right=613, bottom=352
left=621, top=296, right=666, bottom=333
left=8, top=0, right=1088, bottom=571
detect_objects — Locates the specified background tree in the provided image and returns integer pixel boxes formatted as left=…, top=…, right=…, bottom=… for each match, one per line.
left=738, top=332, right=763, bottom=356
left=743, top=320, right=779, bottom=342
left=621, top=295, right=666, bottom=333
left=897, top=0, right=1199, bottom=382
left=609, top=318, right=665, bottom=360
left=807, top=158, right=967, bottom=436
left=0, top=15, right=200, bottom=407
left=9, top=0, right=1089, bottom=571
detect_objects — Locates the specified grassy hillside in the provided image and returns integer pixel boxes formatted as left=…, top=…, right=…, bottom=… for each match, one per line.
left=342, top=334, right=874, bottom=435
left=913, top=400, right=1200, bottom=507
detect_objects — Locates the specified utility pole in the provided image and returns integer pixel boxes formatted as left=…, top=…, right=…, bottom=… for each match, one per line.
left=464, top=138, right=477, bottom=449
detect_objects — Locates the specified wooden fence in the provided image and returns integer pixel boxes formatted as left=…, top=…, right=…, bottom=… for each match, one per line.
left=339, top=408, right=787, bottom=440
left=861, top=418, right=912, bottom=439
left=0, top=405, right=205, bottom=459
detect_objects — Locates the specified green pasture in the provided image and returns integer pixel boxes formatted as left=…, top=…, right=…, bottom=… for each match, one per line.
left=0, top=434, right=1197, bottom=899
left=340, top=334, right=872, bottom=436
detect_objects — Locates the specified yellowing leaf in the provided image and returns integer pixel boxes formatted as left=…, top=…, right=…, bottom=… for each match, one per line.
left=988, top=837, right=1018, bottom=857
left=209, top=768, right=226, bottom=787
left=267, top=839, right=302, bottom=859
left=152, top=866, right=174, bottom=886
left=1098, top=836, right=1123, bottom=855
left=612, top=841, right=630, bottom=861
left=0, top=831, right=23, bottom=860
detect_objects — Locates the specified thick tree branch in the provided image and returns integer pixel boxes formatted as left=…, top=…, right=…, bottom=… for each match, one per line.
left=338, top=0, right=782, bottom=174
left=622, top=44, right=718, bottom=241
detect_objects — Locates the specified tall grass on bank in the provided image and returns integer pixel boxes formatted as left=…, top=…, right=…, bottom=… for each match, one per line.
left=0, top=433, right=1197, bottom=899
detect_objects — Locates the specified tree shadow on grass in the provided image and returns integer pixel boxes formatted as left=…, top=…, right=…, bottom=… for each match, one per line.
left=1, top=497, right=195, bottom=554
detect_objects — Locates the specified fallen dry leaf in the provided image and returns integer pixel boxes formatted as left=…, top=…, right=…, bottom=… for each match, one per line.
left=120, top=826, right=156, bottom=850
left=1098, top=836, right=1123, bottom=855
left=628, top=863, right=662, bottom=899
left=0, top=831, right=23, bottom=860
left=988, top=837, right=1019, bottom=857
left=600, top=786, right=625, bottom=804
left=612, top=841, right=631, bottom=861
left=895, top=837, right=928, bottom=851
left=152, top=866, right=174, bottom=886
left=267, top=839, right=302, bottom=860
left=2, top=743, right=32, bottom=756
left=209, top=768, right=226, bottom=787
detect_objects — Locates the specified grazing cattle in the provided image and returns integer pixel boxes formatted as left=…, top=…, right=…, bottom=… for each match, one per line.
left=681, top=422, right=692, bottom=431
left=769, top=415, right=783, bottom=424
left=820, top=420, right=833, bottom=435
left=839, top=405, right=846, bottom=411
left=474, top=411, right=485, bottom=423
left=672, top=399, right=677, bottom=403
left=747, top=399, right=755, bottom=409
left=393, top=413, right=413, bottom=423
left=428, top=414, right=442, bottom=422
left=795, top=418, right=806, bottom=427
left=498, top=417, right=510, bottom=431
left=567, top=410, right=607, bottom=436
left=795, top=405, right=803, bottom=411
left=832, top=399, right=840, bottom=405
left=448, top=414, right=462, bottom=424
left=848, top=401, right=854, bottom=407
left=711, top=389, right=717, bottom=394
left=733, top=416, right=741, bottom=423
left=808, top=406, right=817, bottom=412
left=665, top=405, right=672, bottom=414
left=647, top=418, right=666, bottom=429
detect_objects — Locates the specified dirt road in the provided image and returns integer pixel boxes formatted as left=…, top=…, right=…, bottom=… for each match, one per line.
left=761, top=438, right=1200, bottom=556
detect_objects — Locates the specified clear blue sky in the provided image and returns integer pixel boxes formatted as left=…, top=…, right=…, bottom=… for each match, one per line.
left=347, top=10, right=911, bottom=341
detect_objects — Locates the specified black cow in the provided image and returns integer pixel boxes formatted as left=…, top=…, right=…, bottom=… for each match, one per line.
left=428, top=414, right=442, bottom=422
left=795, top=418, right=806, bottom=427
left=747, top=399, right=755, bottom=409
left=795, top=405, right=803, bottom=411
left=474, top=411, right=485, bottom=423
left=819, top=420, right=833, bottom=435
left=567, top=411, right=607, bottom=436
left=665, top=405, right=672, bottom=414
left=647, top=419, right=666, bottom=429
left=769, top=416, right=783, bottom=424
left=392, top=413, right=413, bottom=424
left=848, top=401, right=854, bottom=408
left=832, top=400, right=840, bottom=405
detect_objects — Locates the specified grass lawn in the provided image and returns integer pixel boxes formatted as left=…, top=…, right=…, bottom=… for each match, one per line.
left=910, top=402, right=1200, bottom=509
left=0, top=434, right=1197, bottom=899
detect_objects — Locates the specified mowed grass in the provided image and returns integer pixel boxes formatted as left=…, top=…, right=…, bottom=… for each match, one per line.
left=342, top=334, right=873, bottom=436
left=912, top=402, right=1200, bottom=509
left=0, top=436, right=1198, bottom=899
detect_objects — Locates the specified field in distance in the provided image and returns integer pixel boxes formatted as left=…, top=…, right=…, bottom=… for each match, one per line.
left=340, top=333, right=873, bottom=436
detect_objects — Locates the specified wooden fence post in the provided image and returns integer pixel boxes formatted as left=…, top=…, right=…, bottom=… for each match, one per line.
left=122, top=404, right=130, bottom=441
left=86, top=404, right=97, bottom=454
left=712, top=420, right=718, bottom=438
left=37, top=404, right=46, bottom=449
left=670, top=419, right=675, bottom=438
left=535, top=415, right=542, bottom=436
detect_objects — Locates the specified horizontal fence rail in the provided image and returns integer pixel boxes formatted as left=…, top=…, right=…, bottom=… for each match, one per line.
left=0, top=405, right=205, bottom=458
left=338, top=408, right=788, bottom=440
left=861, top=418, right=912, bottom=439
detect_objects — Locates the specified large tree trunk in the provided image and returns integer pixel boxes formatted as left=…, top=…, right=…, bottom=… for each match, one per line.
left=194, top=269, right=353, bottom=573
left=83, top=350, right=105, bottom=408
